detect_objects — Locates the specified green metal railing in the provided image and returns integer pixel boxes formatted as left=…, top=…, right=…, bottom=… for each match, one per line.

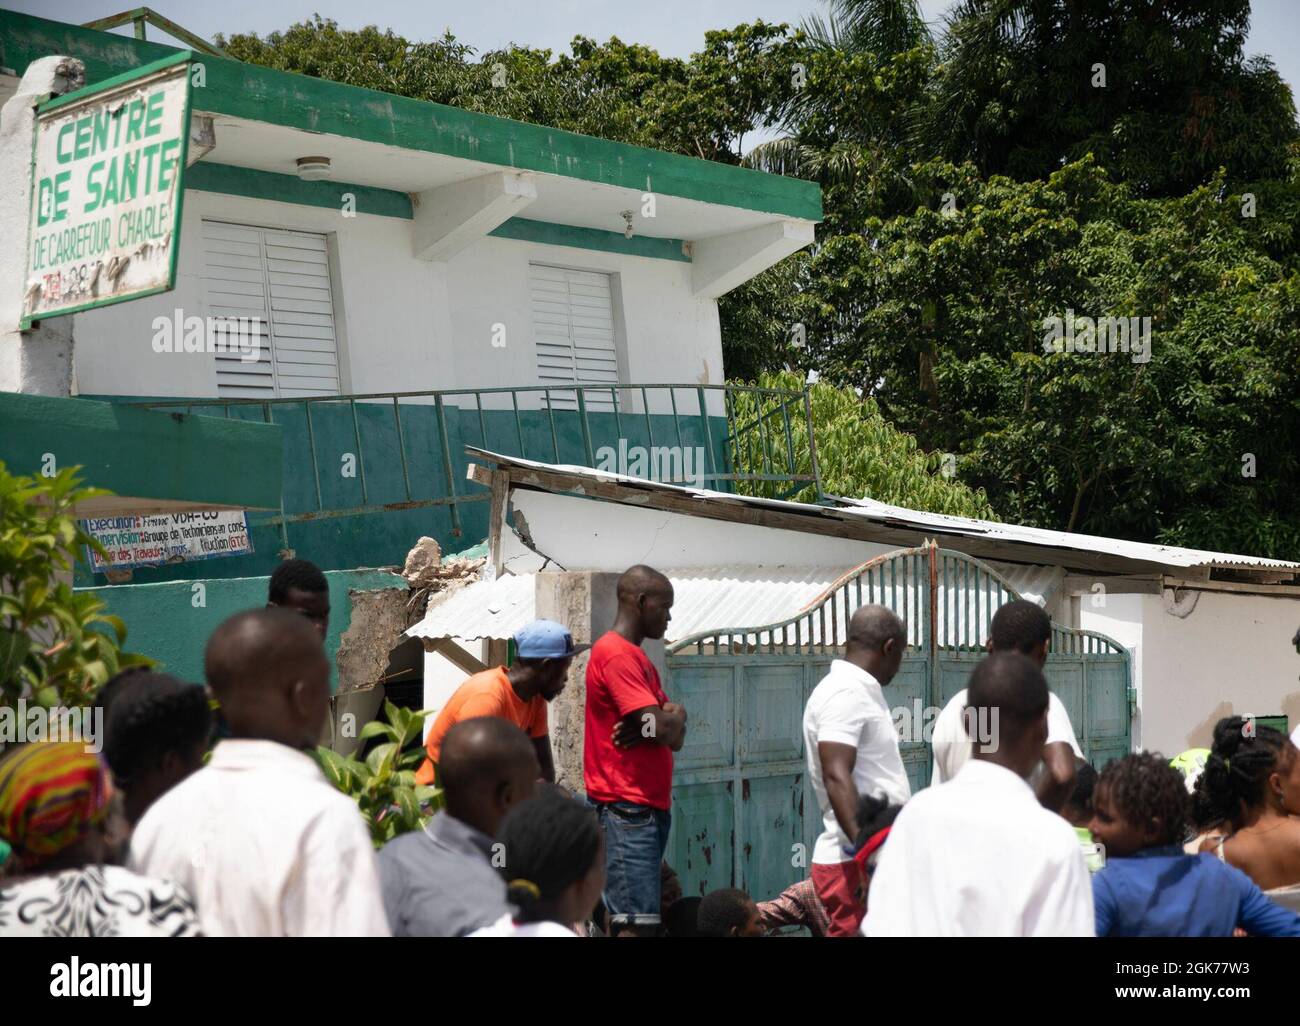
left=135, top=382, right=822, bottom=554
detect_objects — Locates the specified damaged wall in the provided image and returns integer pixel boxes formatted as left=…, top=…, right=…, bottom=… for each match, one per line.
left=81, top=568, right=405, bottom=691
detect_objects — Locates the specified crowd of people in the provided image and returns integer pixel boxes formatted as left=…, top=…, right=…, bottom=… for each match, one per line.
left=2, top=558, right=1299, bottom=938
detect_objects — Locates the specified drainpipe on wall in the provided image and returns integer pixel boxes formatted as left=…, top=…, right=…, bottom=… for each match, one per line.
left=0, top=56, right=83, bottom=396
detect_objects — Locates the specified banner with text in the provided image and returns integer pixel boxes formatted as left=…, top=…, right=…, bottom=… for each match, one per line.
left=24, top=54, right=192, bottom=324
left=82, top=511, right=252, bottom=571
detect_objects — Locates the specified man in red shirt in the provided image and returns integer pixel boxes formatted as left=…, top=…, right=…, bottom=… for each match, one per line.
left=584, top=564, right=687, bottom=936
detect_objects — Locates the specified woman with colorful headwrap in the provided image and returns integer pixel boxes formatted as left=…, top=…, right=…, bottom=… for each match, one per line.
left=0, top=742, right=201, bottom=936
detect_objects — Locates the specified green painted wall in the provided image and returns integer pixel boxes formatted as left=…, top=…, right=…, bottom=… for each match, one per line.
left=0, top=391, right=281, bottom=511
left=71, top=401, right=731, bottom=585
left=80, top=568, right=405, bottom=692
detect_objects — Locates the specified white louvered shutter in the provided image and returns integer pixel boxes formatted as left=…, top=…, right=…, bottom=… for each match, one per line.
left=529, top=264, right=619, bottom=409
left=203, top=221, right=341, bottom=399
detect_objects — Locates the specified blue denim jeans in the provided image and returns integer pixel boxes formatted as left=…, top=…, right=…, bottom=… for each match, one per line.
left=587, top=798, right=671, bottom=930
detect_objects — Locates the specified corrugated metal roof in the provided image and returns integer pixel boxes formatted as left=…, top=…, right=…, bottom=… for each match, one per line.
left=467, top=448, right=1300, bottom=578
left=832, top=496, right=1300, bottom=572
left=407, top=565, right=856, bottom=643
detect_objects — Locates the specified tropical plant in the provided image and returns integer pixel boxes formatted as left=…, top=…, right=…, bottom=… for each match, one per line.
left=313, top=700, right=441, bottom=847
left=728, top=371, right=999, bottom=518
left=0, top=462, right=151, bottom=711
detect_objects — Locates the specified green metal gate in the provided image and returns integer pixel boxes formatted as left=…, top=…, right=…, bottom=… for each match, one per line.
left=663, top=542, right=1132, bottom=902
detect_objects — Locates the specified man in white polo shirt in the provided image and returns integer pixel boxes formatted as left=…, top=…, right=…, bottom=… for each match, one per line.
left=930, top=599, right=1081, bottom=810
left=803, top=604, right=911, bottom=936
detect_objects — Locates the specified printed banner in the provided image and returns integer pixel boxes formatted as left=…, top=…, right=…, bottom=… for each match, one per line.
left=81, top=511, right=252, bottom=571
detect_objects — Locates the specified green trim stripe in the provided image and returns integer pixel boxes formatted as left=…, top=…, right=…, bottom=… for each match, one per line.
left=37, top=48, right=192, bottom=113
left=2, top=10, right=822, bottom=223
left=185, top=162, right=415, bottom=219
left=185, top=162, right=690, bottom=260
left=488, top=217, right=689, bottom=262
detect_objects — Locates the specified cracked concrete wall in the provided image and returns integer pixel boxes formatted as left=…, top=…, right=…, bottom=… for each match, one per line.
left=335, top=586, right=414, bottom=693
left=535, top=570, right=621, bottom=793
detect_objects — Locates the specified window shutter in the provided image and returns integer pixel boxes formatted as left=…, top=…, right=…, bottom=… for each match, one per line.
left=529, top=264, right=618, bottom=409
left=203, top=221, right=340, bottom=399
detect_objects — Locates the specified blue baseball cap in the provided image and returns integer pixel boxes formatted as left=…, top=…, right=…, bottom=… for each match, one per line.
left=513, top=619, right=587, bottom=659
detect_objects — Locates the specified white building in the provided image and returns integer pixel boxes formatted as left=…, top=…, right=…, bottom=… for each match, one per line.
left=411, top=451, right=1300, bottom=762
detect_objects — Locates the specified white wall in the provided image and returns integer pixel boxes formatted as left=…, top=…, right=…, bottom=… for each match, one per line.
left=68, top=188, right=724, bottom=403
left=503, top=487, right=899, bottom=572
left=443, top=235, right=724, bottom=414
left=421, top=637, right=490, bottom=739
left=1083, top=589, right=1300, bottom=755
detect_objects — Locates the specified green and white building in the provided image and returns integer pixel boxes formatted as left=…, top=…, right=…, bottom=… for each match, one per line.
left=0, top=9, right=821, bottom=592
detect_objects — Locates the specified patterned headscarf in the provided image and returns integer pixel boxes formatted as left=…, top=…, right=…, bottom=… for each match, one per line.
left=0, top=742, right=111, bottom=870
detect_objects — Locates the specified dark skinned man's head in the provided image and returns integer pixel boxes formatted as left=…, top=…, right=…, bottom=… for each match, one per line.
left=102, top=672, right=212, bottom=826
left=267, top=559, right=330, bottom=641
left=966, top=652, right=1049, bottom=779
left=204, top=608, right=330, bottom=750
left=438, top=717, right=540, bottom=838
left=615, top=565, right=674, bottom=641
left=845, top=605, right=907, bottom=685
left=988, top=599, right=1052, bottom=668
left=510, top=619, right=584, bottom=701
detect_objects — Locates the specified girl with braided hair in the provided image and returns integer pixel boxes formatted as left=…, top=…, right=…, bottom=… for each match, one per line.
left=1194, top=716, right=1300, bottom=894
left=470, top=789, right=606, bottom=937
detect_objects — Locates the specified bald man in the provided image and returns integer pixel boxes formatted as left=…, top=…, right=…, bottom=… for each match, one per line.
left=584, top=564, right=686, bottom=935
left=379, top=717, right=539, bottom=936
left=803, top=604, right=912, bottom=936
left=128, top=608, right=390, bottom=936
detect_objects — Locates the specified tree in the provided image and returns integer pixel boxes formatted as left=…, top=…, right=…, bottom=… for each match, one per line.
left=928, top=0, right=1298, bottom=197
left=729, top=371, right=999, bottom=518
left=796, top=156, right=1300, bottom=554
left=0, top=463, right=151, bottom=714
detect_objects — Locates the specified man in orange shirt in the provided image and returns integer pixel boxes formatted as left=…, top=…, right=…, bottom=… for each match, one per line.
left=415, top=620, right=582, bottom=786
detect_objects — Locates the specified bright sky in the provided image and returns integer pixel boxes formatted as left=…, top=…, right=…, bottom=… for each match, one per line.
left=19, top=0, right=1300, bottom=104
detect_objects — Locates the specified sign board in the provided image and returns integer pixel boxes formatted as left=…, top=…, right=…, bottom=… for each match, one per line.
left=23, top=52, right=193, bottom=326
left=81, top=511, right=252, bottom=571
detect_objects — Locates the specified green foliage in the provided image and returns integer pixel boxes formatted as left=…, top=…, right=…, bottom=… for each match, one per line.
left=0, top=462, right=151, bottom=710
left=728, top=371, right=999, bottom=518
left=217, top=16, right=802, bottom=162
left=313, top=700, right=442, bottom=848
left=928, top=0, right=1297, bottom=198
left=795, top=157, right=1300, bottom=554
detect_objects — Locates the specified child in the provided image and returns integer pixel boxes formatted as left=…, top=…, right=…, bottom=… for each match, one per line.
left=1059, top=758, right=1104, bottom=873
left=849, top=791, right=904, bottom=906
left=698, top=887, right=763, bottom=937
left=471, top=790, right=605, bottom=937
left=1089, top=752, right=1300, bottom=937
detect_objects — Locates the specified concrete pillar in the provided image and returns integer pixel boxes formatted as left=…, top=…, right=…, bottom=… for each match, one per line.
left=0, top=56, right=84, bottom=396
left=535, top=570, right=623, bottom=793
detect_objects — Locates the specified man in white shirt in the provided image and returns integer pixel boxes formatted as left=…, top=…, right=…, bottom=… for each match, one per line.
left=930, top=599, right=1080, bottom=810
left=803, top=604, right=911, bottom=936
left=130, top=608, right=390, bottom=937
left=863, top=651, right=1094, bottom=936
